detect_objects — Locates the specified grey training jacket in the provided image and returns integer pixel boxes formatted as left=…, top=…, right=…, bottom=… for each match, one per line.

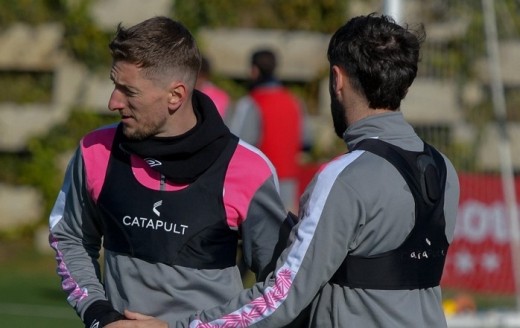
left=49, top=123, right=289, bottom=325
left=176, top=112, right=460, bottom=328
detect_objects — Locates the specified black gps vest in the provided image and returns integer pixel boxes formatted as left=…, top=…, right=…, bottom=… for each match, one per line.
left=96, top=127, right=239, bottom=269
left=330, top=138, right=449, bottom=289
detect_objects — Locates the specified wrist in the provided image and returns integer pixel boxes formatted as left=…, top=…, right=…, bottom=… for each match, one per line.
left=83, top=300, right=125, bottom=328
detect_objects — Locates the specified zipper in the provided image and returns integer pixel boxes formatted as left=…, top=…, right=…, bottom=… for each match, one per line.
left=160, top=173, right=166, bottom=191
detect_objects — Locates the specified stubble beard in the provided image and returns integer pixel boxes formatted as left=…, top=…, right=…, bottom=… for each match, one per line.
left=330, top=91, right=347, bottom=139
left=122, top=122, right=158, bottom=141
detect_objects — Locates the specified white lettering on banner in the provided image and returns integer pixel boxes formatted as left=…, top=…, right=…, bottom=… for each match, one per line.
left=453, top=250, right=474, bottom=274
left=451, top=249, right=502, bottom=274
left=122, top=215, right=188, bottom=235
left=455, top=200, right=512, bottom=243
left=481, top=252, right=500, bottom=272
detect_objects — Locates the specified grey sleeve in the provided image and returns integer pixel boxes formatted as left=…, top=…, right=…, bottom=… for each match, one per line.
left=48, top=147, right=107, bottom=320
left=229, top=96, right=261, bottom=145
left=442, top=155, right=460, bottom=243
left=239, top=174, right=291, bottom=281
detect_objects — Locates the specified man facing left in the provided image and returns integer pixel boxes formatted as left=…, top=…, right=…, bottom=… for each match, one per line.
left=48, top=16, right=291, bottom=328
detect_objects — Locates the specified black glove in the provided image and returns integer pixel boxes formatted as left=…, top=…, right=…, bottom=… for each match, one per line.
left=83, top=300, right=126, bottom=328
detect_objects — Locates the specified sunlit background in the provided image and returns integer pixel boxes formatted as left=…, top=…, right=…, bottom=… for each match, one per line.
left=1, top=0, right=520, bottom=327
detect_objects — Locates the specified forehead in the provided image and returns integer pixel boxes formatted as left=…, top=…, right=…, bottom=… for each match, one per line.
left=111, top=61, right=172, bottom=90
left=110, top=61, right=143, bottom=82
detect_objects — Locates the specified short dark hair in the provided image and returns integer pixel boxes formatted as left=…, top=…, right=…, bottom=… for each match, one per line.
left=251, top=49, right=277, bottom=79
left=109, top=16, right=201, bottom=87
left=327, top=13, right=425, bottom=110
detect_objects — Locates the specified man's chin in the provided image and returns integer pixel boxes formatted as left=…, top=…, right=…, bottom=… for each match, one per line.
left=122, top=127, right=145, bottom=141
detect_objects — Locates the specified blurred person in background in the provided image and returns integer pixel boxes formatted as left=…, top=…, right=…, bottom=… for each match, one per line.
left=195, top=55, right=231, bottom=122
left=230, top=49, right=311, bottom=213
left=48, top=16, right=293, bottom=328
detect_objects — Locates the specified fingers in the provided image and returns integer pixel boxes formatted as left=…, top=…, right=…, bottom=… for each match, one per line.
left=124, top=309, right=153, bottom=320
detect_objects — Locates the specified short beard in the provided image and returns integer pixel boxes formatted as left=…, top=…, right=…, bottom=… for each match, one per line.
left=330, top=92, right=347, bottom=139
left=122, top=124, right=157, bottom=141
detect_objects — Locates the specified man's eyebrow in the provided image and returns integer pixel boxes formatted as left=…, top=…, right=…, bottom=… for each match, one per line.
left=110, top=78, right=139, bottom=94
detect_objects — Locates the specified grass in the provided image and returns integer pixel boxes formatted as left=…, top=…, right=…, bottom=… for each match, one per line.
left=0, top=237, right=81, bottom=328
left=443, top=287, right=517, bottom=313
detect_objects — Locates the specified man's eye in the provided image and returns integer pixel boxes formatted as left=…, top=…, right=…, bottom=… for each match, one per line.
left=115, top=85, right=135, bottom=96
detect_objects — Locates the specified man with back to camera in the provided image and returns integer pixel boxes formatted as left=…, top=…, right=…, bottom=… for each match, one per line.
left=107, top=13, right=460, bottom=328
left=48, top=16, right=294, bottom=328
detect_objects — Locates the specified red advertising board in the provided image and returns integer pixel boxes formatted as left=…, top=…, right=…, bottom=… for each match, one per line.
left=441, top=173, right=517, bottom=294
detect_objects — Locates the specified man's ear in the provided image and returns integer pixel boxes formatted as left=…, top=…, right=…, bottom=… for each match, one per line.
left=168, top=82, right=187, bottom=110
left=331, top=65, right=344, bottom=95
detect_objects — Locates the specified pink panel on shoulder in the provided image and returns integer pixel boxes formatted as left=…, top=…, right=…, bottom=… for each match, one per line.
left=81, top=126, right=117, bottom=202
left=224, top=141, right=273, bottom=228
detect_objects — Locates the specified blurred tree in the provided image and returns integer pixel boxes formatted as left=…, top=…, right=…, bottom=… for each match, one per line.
left=18, top=110, right=117, bottom=217
left=60, top=0, right=112, bottom=71
left=0, top=0, right=65, bottom=26
left=173, top=0, right=348, bottom=33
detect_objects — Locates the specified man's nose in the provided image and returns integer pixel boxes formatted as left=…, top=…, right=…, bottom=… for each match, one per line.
left=108, top=89, right=125, bottom=112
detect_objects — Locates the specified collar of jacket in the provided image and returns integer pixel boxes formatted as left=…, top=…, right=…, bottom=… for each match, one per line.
left=119, top=89, right=232, bottom=184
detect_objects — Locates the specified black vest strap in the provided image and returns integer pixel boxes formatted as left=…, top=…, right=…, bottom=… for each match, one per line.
left=330, top=139, right=449, bottom=289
